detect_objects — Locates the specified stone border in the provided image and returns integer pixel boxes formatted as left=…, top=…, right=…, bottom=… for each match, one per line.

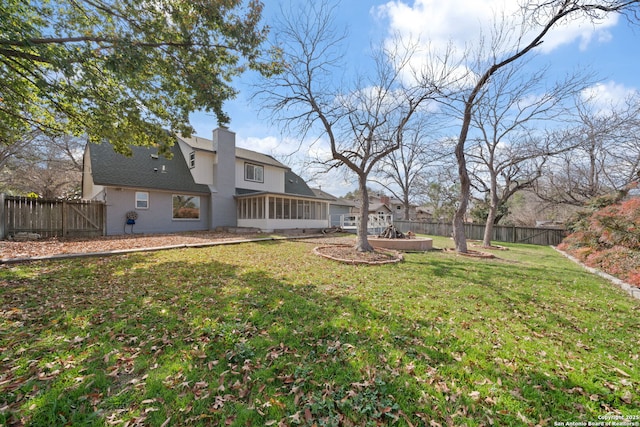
left=553, top=247, right=640, bottom=300
left=313, top=245, right=404, bottom=265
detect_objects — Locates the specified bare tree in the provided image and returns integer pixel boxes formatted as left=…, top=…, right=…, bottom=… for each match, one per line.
left=535, top=92, right=640, bottom=206
left=372, top=116, right=448, bottom=220
left=449, top=0, right=639, bottom=253
left=0, top=131, right=84, bottom=198
left=257, top=1, right=447, bottom=251
left=466, top=58, right=592, bottom=247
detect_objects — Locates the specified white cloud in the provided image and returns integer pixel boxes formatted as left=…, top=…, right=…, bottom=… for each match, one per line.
left=375, top=0, right=619, bottom=57
left=580, top=81, right=638, bottom=114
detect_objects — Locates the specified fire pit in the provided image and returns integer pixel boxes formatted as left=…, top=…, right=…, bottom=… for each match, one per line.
left=368, top=225, right=433, bottom=251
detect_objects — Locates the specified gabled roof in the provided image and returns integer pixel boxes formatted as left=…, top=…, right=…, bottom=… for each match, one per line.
left=178, top=135, right=288, bottom=170
left=285, top=171, right=316, bottom=197
left=311, top=188, right=338, bottom=201
left=369, top=202, right=392, bottom=212
left=236, top=147, right=288, bottom=170
left=87, top=142, right=210, bottom=194
left=334, top=197, right=358, bottom=207
left=177, top=134, right=214, bottom=151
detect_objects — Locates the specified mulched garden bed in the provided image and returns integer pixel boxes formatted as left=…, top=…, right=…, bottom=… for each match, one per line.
left=313, top=244, right=404, bottom=265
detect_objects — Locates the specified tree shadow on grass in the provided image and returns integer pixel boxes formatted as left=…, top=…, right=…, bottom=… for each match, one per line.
left=1, top=247, right=638, bottom=426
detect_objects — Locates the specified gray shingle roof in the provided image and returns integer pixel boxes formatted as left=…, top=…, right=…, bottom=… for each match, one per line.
left=311, top=188, right=338, bottom=201
left=236, top=172, right=323, bottom=200
left=284, top=171, right=316, bottom=197
left=88, top=142, right=210, bottom=194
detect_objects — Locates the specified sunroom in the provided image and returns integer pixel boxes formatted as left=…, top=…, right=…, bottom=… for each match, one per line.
left=236, top=192, right=330, bottom=231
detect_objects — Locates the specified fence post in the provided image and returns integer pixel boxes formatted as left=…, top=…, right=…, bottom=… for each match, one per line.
left=0, top=193, right=4, bottom=240
left=62, top=200, right=67, bottom=237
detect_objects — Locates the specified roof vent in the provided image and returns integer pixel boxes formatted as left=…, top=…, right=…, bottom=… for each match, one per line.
left=151, top=154, right=159, bottom=159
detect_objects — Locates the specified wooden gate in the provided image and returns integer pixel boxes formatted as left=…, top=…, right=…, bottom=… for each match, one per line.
left=0, top=194, right=105, bottom=239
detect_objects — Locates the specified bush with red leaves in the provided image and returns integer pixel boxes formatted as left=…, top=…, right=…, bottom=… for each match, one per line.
left=559, top=188, right=640, bottom=287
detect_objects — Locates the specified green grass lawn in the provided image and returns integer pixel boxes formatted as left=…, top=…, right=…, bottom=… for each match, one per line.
left=1, top=236, right=639, bottom=426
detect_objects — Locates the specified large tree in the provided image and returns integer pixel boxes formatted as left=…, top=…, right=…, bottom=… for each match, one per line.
left=449, top=0, right=639, bottom=253
left=258, top=1, right=448, bottom=252
left=0, top=0, right=281, bottom=155
left=372, top=117, right=448, bottom=221
left=466, top=58, right=592, bottom=247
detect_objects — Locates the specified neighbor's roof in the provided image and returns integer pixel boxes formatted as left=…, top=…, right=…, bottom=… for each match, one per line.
left=334, top=197, right=358, bottom=207
left=369, top=202, right=392, bottom=212
left=87, top=142, right=210, bottom=194
left=178, top=134, right=288, bottom=170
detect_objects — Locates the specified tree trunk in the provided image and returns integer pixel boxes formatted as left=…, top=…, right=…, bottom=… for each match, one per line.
left=482, top=177, right=499, bottom=247
left=452, top=138, right=470, bottom=253
left=355, top=178, right=374, bottom=252
left=403, top=196, right=410, bottom=221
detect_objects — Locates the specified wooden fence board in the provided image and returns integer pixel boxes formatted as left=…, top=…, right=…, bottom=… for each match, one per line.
left=1, top=195, right=105, bottom=239
left=394, top=220, right=567, bottom=246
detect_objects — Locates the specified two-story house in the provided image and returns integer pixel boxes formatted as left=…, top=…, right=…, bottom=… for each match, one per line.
left=82, top=128, right=332, bottom=235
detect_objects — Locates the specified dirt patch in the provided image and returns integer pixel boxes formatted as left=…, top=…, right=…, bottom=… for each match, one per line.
left=470, top=243, right=509, bottom=251
left=314, top=245, right=403, bottom=265
left=443, top=248, right=496, bottom=259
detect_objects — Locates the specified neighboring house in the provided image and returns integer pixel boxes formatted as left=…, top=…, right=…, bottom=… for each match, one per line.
left=82, top=128, right=331, bottom=235
left=415, top=206, right=434, bottom=221
left=311, top=188, right=358, bottom=227
left=369, top=195, right=421, bottom=221
left=349, top=195, right=394, bottom=218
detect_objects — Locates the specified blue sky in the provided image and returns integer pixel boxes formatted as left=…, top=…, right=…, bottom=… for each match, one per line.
left=190, top=0, right=640, bottom=197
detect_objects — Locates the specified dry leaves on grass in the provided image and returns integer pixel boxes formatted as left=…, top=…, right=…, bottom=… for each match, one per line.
left=0, top=232, right=264, bottom=260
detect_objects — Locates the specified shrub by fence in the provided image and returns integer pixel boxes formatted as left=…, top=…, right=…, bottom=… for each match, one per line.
left=394, top=220, right=567, bottom=246
left=0, top=194, right=105, bottom=239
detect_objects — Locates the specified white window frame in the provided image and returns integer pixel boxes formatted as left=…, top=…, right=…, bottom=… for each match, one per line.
left=189, top=151, right=196, bottom=169
left=244, top=163, right=264, bottom=183
left=135, top=191, right=149, bottom=209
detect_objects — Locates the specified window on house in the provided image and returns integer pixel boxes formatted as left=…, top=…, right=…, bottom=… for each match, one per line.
left=245, top=163, right=264, bottom=183
left=135, top=192, right=149, bottom=209
left=189, top=151, right=195, bottom=168
left=172, top=195, right=200, bottom=219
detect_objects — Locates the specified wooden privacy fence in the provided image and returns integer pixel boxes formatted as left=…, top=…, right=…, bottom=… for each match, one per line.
left=0, top=194, right=105, bottom=239
left=394, top=220, right=567, bottom=246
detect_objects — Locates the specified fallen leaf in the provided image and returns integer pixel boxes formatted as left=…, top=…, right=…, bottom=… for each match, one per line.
left=613, top=367, right=631, bottom=378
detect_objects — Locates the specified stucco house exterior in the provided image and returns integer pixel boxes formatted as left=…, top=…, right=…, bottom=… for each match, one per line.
left=82, top=128, right=332, bottom=235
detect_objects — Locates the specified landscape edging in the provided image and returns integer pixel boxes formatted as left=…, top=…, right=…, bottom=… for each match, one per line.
left=552, top=246, right=639, bottom=300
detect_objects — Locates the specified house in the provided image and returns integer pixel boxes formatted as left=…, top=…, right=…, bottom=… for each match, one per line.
left=82, top=128, right=332, bottom=235
left=311, top=188, right=358, bottom=227
left=349, top=194, right=394, bottom=218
